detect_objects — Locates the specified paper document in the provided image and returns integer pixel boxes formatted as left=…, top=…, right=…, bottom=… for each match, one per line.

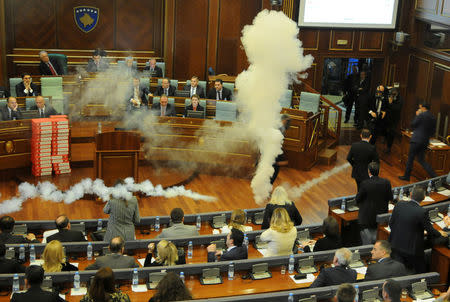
left=132, top=284, right=148, bottom=292
left=71, top=287, right=87, bottom=296
left=355, top=266, right=367, bottom=275
left=439, top=189, right=450, bottom=196
left=423, top=196, right=434, bottom=202
left=332, top=209, right=345, bottom=214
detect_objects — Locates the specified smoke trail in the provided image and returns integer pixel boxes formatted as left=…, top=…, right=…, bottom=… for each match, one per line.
left=283, top=163, right=351, bottom=200
left=235, top=10, right=313, bottom=204
left=0, top=178, right=217, bottom=215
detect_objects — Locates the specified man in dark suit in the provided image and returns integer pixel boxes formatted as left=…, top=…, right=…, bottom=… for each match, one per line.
left=47, top=214, right=86, bottom=243
left=389, top=187, right=448, bottom=273
left=385, top=88, right=403, bottom=154
left=356, top=162, right=393, bottom=244
left=86, top=52, right=109, bottom=72
left=0, top=243, right=25, bottom=274
left=85, top=236, right=138, bottom=270
left=347, top=129, right=379, bottom=191
left=11, top=265, right=64, bottom=302
left=365, top=240, right=406, bottom=281
left=152, top=78, right=176, bottom=97
left=0, top=97, right=23, bottom=121
left=369, top=85, right=389, bottom=145
left=30, top=96, right=58, bottom=118
left=15, top=73, right=40, bottom=97
left=39, top=51, right=63, bottom=76
left=310, top=248, right=357, bottom=287
left=143, top=58, right=163, bottom=77
left=207, top=228, right=248, bottom=262
left=207, top=79, right=233, bottom=100
left=127, top=77, right=149, bottom=111
left=0, top=216, right=38, bottom=244
left=382, top=279, right=402, bottom=302
left=151, top=94, right=176, bottom=117
left=343, top=66, right=359, bottom=124
left=399, top=103, right=437, bottom=181
left=184, top=76, right=205, bottom=98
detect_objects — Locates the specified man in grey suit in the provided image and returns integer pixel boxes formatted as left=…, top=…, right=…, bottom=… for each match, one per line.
left=365, top=240, right=406, bottom=281
left=157, top=208, right=199, bottom=239
left=85, top=236, right=138, bottom=270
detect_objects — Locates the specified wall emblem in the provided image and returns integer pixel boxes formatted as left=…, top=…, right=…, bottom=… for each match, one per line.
left=74, top=6, right=99, bottom=33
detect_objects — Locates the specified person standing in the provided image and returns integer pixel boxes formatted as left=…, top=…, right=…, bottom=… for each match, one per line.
left=399, top=103, right=437, bottom=181
left=384, top=88, right=403, bottom=154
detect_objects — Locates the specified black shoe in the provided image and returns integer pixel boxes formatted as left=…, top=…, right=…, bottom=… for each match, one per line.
left=398, top=175, right=410, bottom=181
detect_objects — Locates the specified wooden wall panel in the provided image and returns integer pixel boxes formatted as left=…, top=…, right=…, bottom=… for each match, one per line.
left=216, top=0, right=262, bottom=75
left=12, top=0, right=56, bottom=49
left=329, top=30, right=354, bottom=51
left=172, top=0, right=208, bottom=80
left=359, top=31, right=384, bottom=51
left=429, top=63, right=450, bottom=137
left=299, top=29, right=319, bottom=50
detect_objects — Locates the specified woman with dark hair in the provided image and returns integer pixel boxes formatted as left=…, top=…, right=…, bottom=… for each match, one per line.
left=149, top=272, right=192, bottom=302
left=303, top=216, right=342, bottom=252
left=81, top=267, right=130, bottom=302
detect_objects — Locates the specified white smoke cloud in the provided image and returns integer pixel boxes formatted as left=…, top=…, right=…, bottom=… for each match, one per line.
left=0, top=178, right=217, bottom=215
left=235, top=10, right=313, bottom=204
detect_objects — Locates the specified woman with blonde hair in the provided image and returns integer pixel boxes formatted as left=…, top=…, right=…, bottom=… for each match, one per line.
left=221, top=209, right=253, bottom=234
left=261, top=186, right=302, bottom=229
left=42, top=240, right=78, bottom=272
left=260, top=207, right=297, bottom=257
left=144, top=240, right=185, bottom=267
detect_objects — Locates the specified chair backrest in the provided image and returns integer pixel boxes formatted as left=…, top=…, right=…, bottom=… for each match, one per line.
left=41, top=77, right=64, bottom=100
left=117, top=60, right=137, bottom=69
left=279, top=89, right=292, bottom=108
left=215, top=101, right=237, bottom=122
left=139, top=77, right=150, bottom=90
left=9, top=78, right=22, bottom=97
left=25, top=98, right=36, bottom=110
left=299, top=91, right=321, bottom=113
left=186, top=80, right=207, bottom=91
left=0, top=99, right=7, bottom=108
left=153, top=97, right=160, bottom=104
left=157, top=78, right=178, bottom=88
left=222, top=82, right=235, bottom=92
left=48, top=54, right=68, bottom=75
left=168, top=98, right=175, bottom=105
left=156, top=62, right=165, bottom=77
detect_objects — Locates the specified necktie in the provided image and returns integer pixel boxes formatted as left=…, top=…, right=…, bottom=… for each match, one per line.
left=40, top=109, right=44, bottom=117
left=165, top=88, right=168, bottom=95
left=191, top=87, right=194, bottom=96
left=48, top=62, right=57, bottom=75
left=161, top=106, right=166, bottom=116
left=220, top=91, right=222, bottom=100
left=216, top=91, right=219, bottom=100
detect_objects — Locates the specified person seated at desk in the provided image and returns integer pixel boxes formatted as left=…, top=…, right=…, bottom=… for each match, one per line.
left=15, top=72, right=40, bottom=97
left=121, top=56, right=137, bottom=78
left=207, top=228, right=248, bottom=262
left=310, top=247, right=357, bottom=288
left=127, top=77, right=148, bottom=111
left=39, top=50, right=63, bottom=76
left=0, top=97, right=23, bottom=121
left=0, top=215, right=38, bottom=244
left=260, top=207, right=297, bottom=257
left=30, top=95, right=58, bottom=118
left=336, top=283, right=356, bottom=302
left=151, top=78, right=176, bottom=97
left=149, top=272, right=192, bottom=302
left=85, top=236, right=139, bottom=270
left=10, top=265, right=65, bottom=302
left=184, top=76, right=205, bottom=98
left=365, top=240, right=406, bottom=281
left=157, top=207, right=198, bottom=239
left=81, top=267, right=131, bottom=302
left=220, top=209, right=253, bottom=234
left=46, top=214, right=86, bottom=243
left=0, top=86, right=9, bottom=98
left=151, top=94, right=176, bottom=117
left=42, top=240, right=78, bottom=272
left=143, top=58, right=163, bottom=78
left=0, top=243, right=25, bottom=274
left=86, top=50, right=110, bottom=72
left=261, top=186, right=302, bottom=230
left=207, top=79, right=232, bottom=100
left=184, top=94, right=204, bottom=117
left=302, top=216, right=342, bottom=253
left=144, top=240, right=186, bottom=267
left=382, top=279, right=402, bottom=302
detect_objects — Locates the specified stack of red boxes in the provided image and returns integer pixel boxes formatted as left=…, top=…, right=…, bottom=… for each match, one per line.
left=31, top=119, right=53, bottom=176
left=31, top=115, right=71, bottom=176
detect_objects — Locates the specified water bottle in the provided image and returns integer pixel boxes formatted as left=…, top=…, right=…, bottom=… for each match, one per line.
left=188, top=241, right=193, bottom=259
left=155, top=216, right=160, bottom=232
left=288, top=254, right=295, bottom=274
left=29, top=244, right=36, bottom=263
left=73, top=272, right=80, bottom=289
left=355, top=285, right=359, bottom=302
left=19, top=244, right=25, bottom=261
left=97, top=219, right=102, bottom=231
left=179, top=271, right=185, bottom=283
left=132, top=268, right=139, bottom=285
left=97, top=122, right=102, bottom=134
left=87, top=242, right=93, bottom=260
left=196, top=215, right=201, bottom=230
left=399, top=188, right=404, bottom=201
left=341, top=198, right=346, bottom=211
left=243, top=209, right=248, bottom=223
left=427, top=181, right=432, bottom=195
left=288, top=293, right=294, bottom=302
left=12, top=274, right=19, bottom=292
left=447, top=205, right=450, bottom=217
left=228, top=262, right=235, bottom=280
left=393, top=188, right=398, bottom=201
left=243, top=235, right=249, bottom=250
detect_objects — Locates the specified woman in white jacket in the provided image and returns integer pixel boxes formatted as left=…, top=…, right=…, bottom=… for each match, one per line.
left=260, top=207, right=297, bottom=257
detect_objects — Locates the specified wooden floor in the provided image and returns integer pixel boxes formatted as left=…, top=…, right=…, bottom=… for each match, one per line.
left=0, top=141, right=414, bottom=225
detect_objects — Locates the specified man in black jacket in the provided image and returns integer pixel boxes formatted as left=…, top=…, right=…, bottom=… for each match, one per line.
left=11, top=265, right=64, bottom=302
left=30, top=96, right=58, bottom=118
left=365, top=240, right=406, bottom=281
left=356, top=161, right=392, bottom=244
left=152, top=78, right=176, bottom=97
left=184, top=76, right=206, bottom=98
left=15, top=73, right=40, bottom=97
left=0, top=243, right=25, bottom=274
left=207, top=79, right=233, bottom=100
left=310, top=248, right=357, bottom=287
left=389, top=187, right=448, bottom=273
left=47, top=214, right=86, bottom=243
left=207, top=228, right=248, bottom=262
left=384, top=88, right=403, bottom=154
left=143, top=58, right=163, bottom=77
left=0, top=216, right=38, bottom=244
left=399, top=103, right=437, bottom=181
left=39, top=51, right=63, bottom=76
left=347, top=129, right=379, bottom=191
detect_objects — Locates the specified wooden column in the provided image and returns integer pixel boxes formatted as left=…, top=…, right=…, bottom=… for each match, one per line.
left=0, top=0, right=6, bottom=86
left=163, top=0, right=175, bottom=78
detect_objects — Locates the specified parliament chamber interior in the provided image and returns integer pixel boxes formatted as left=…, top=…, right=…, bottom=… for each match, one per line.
left=0, top=0, right=449, bottom=301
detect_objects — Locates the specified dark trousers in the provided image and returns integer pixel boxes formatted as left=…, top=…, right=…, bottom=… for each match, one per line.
left=345, top=95, right=358, bottom=122
left=386, top=127, right=395, bottom=151
left=404, top=142, right=437, bottom=178
left=391, top=249, right=425, bottom=274
left=270, top=163, right=280, bottom=184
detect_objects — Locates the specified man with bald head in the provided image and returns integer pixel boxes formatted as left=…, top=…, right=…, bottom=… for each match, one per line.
left=47, top=214, right=86, bottom=243
left=310, top=248, right=357, bottom=287
left=38, top=51, right=63, bottom=76
left=0, top=97, right=23, bottom=121
left=153, top=78, right=176, bottom=97
left=143, top=58, right=163, bottom=77
left=30, top=96, right=58, bottom=118
left=85, top=236, right=138, bottom=270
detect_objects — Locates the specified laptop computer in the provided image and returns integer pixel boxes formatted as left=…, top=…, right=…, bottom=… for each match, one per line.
left=297, top=229, right=310, bottom=242
left=200, top=268, right=222, bottom=285
left=210, top=239, right=226, bottom=252
left=175, top=90, right=190, bottom=98
left=346, top=199, right=359, bottom=212
left=297, top=256, right=317, bottom=274
left=362, top=287, right=381, bottom=302
left=12, top=224, right=27, bottom=236
left=253, top=235, right=267, bottom=249
left=71, top=222, right=86, bottom=235
left=146, top=272, right=167, bottom=290
left=428, top=208, right=442, bottom=223
left=250, top=263, right=272, bottom=280
left=349, top=250, right=364, bottom=268
left=410, top=280, right=434, bottom=300
left=252, top=211, right=264, bottom=225
left=210, top=214, right=227, bottom=229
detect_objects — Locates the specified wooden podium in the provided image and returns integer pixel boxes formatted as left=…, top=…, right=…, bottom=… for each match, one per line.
left=94, top=131, right=140, bottom=186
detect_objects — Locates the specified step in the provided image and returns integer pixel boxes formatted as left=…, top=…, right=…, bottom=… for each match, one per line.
left=318, top=148, right=337, bottom=166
